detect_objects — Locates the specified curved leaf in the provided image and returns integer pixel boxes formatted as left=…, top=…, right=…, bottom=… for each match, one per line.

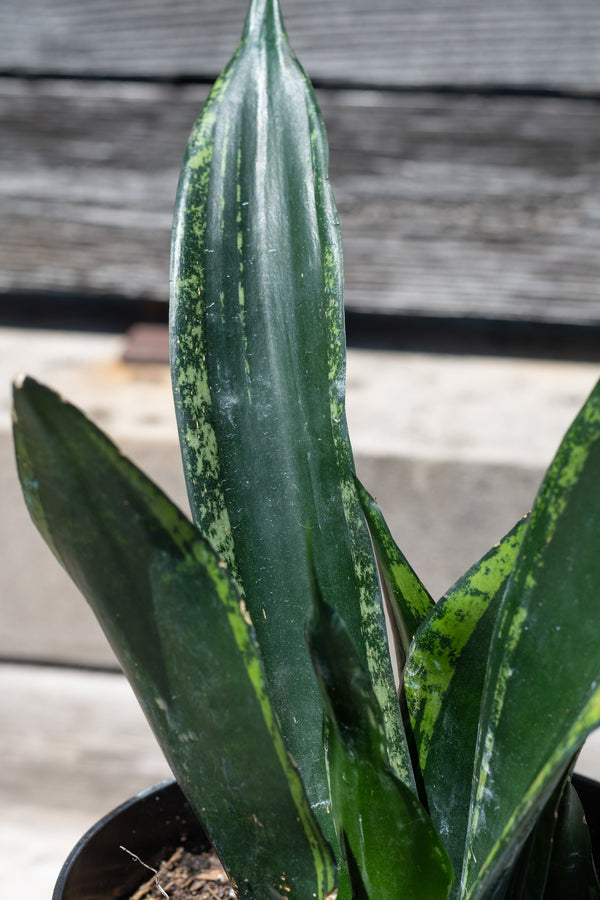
left=404, top=517, right=528, bottom=891
left=485, top=765, right=599, bottom=900
left=306, top=571, right=453, bottom=900
left=356, top=479, right=434, bottom=664
left=169, top=0, right=408, bottom=843
left=12, top=376, right=336, bottom=900
left=543, top=776, right=600, bottom=900
left=490, top=765, right=572, bottom=900
left=504, top=767, right=600, bottom=900
left=462, top=379, right=600, bottom=899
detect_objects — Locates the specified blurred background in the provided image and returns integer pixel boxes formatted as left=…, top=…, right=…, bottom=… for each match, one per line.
left=2, top=0, right=600, bottom=894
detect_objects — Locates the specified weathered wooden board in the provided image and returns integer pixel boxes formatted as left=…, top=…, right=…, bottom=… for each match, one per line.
left=2, top=0, right=600, bottom=90
left=2, top=78, right=600, bottom=324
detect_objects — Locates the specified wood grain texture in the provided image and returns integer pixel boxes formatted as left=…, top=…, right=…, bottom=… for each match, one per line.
left=2, top=0, right=600, bottom=90
left=2, top=78, right=600, bottom=324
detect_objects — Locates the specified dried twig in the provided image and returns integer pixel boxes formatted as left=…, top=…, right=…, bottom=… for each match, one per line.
left=121, top=845, right=169, bottom=899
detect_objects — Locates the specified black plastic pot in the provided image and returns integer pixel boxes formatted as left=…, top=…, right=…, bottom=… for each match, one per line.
left=572, top=773, right=600, bottom=873
left=53, top=774, right=600, bottom=899
left=52, top=779, right=209, bottom=900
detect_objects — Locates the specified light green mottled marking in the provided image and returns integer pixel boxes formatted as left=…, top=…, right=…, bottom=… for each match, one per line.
left=172, top=0, right=412, bottom=860
left=198, top=543, right=333, bottom=897
left=460, top=381, right=600, bottom=899
left=235, top=145, right=251, bottom=387
left=186, top=141, right=214, bottom=172
left=312, top=120, right=408, bottom=782
left=357, top=481, right=434, bottom=676
left=465, top=391, right=599, bottom=843
left=463, top=697, right=600, bottom=900
left=170, top=81, right=239, bottom=573
left=464, top=603, right=528, bottom=854
left=466, top=686, right=598, bottom=900
left=406, top=519, right=527, bottom=778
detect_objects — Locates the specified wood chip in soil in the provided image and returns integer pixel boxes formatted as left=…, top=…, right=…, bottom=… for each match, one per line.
left=129, top=846, right=235, bottom=899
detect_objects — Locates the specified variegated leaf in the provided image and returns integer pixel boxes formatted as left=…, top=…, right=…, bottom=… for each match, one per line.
left=12, top=376, right=336, bottom=900
left=461, top=379, right=600, bottom=899
left=169, top=0, right=410, bottom=849
left=405, top=517, right=528, bottom=889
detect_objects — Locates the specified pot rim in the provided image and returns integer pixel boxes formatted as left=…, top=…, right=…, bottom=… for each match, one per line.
left=52, top=778, right=207, bottom=900
left=52, top=773, right=600, bottom=899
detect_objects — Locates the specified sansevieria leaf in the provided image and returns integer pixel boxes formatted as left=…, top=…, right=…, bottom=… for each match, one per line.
left=500, top=766, right=599, bottom=900
left=357, top=479, right=434, bottom=664
left=404, top=516, right=528, bottom=890
left=542, top=776, right=600, bottom=900
left=169, top=0, right=409, bottom=847
left=462, top=379, right=600, bottom=899
left=306, top=567, right=453, bottom=900
left=12, top=377, right=336, bottom=900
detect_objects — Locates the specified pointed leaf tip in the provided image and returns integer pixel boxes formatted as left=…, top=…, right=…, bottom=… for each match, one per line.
left=12, top=376, right=337, bottom=900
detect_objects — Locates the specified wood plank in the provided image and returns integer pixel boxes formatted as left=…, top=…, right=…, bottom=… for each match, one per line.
left=2, top=78, right=600, bottom=325
left=2, top=0, right=600, bottom=90
left=327, top=90, right=600, bottom=324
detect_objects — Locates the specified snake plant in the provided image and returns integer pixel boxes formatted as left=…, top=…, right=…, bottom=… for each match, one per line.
left=12, top=1, right=600, bottom=897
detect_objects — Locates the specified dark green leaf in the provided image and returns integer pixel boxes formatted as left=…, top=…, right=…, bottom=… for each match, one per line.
left=169, top=0, right=409, bottom=844
left=543, top=777, right=600, bottom=900
left=306, top=572, right=453, bottom=900
left=495, top=766, right=571, bottom=900
left=339, top=830, right=370, bottom=900
left=491, top=766, right=599, bottom=900
left=356, top=479, right=434, bottom=664
left=12, top=376, right=336, bottom=900
left=404, top=517, right=528, bottom=890
left=461, top=379, right=600, bottom=900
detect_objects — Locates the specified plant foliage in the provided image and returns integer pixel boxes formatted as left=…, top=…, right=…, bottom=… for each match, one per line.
left=12, top=0, right=600, bottom=897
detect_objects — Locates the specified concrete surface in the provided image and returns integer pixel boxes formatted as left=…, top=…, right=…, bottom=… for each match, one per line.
left=2, top=325, right=600, bottom=897
left=1, top=664, right=171, bottom=898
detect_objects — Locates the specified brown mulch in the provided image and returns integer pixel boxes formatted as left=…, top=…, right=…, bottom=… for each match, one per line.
left=129, top=846, right=236, bottom=900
